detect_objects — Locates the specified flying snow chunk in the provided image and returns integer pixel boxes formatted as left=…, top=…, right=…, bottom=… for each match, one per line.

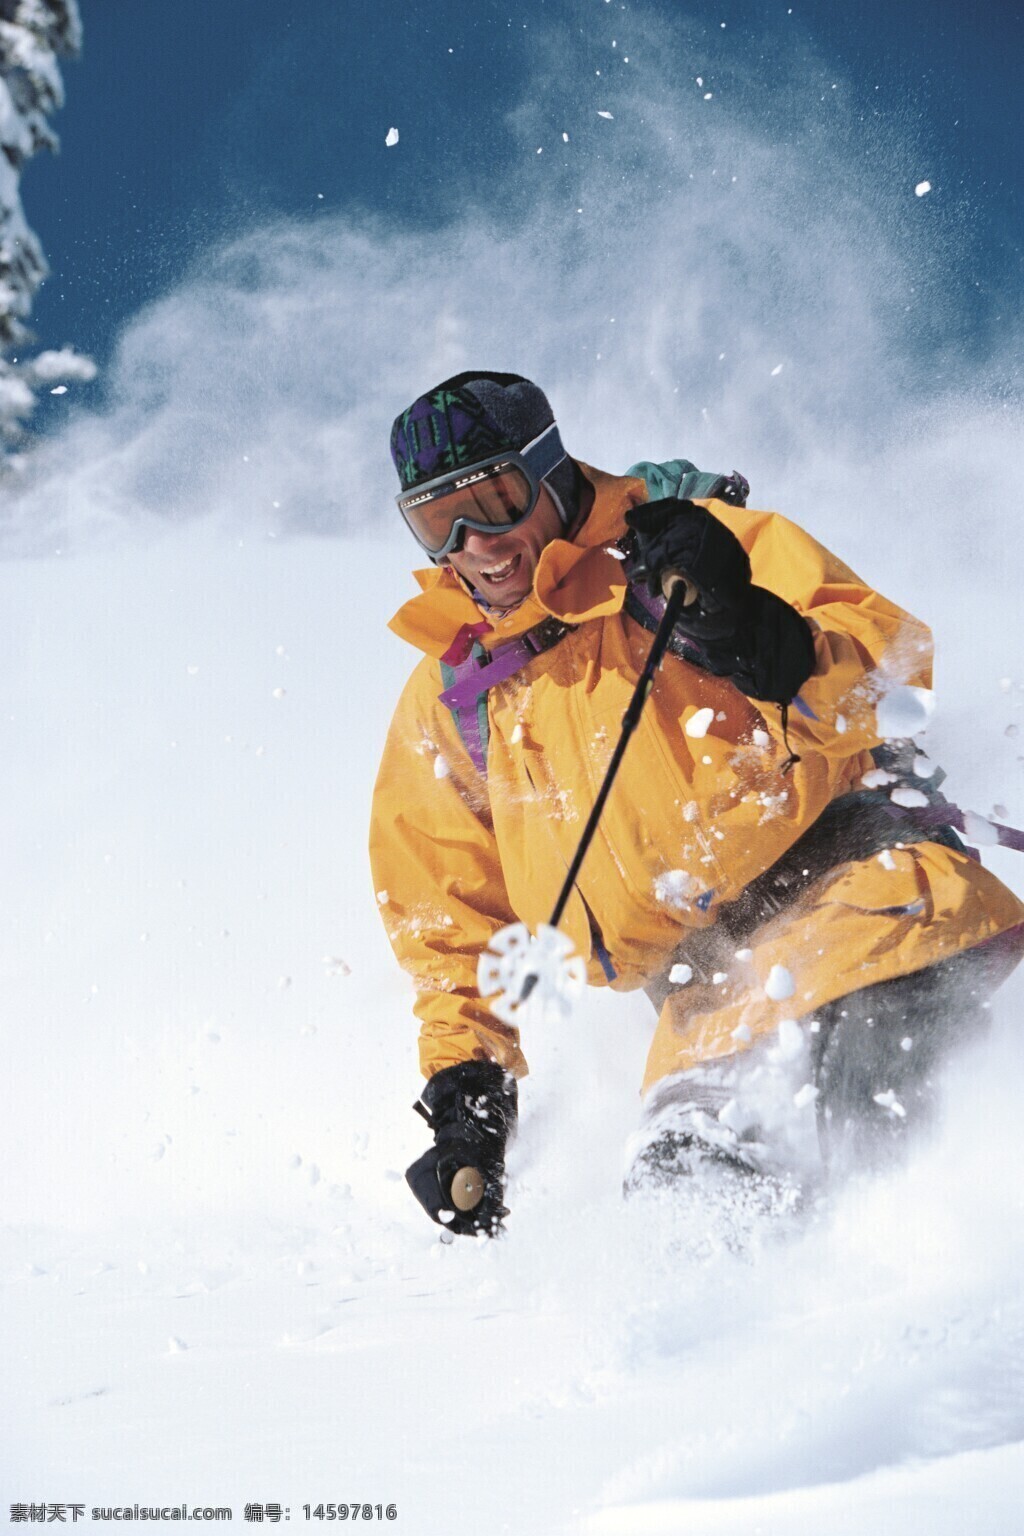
left=794, top=1083, right=818, bottom=1109
left=771, top=363, right=784, bottom=376
left=50, top=385, right=68, bottom=396
left=669, top=962, right=693, bottom=985
left=597, top=110, right=614, bottom=119
left=962, top=809, right=1000, bottom=847
left=915, top=180, right=932, bottom=197
left=718, top=1098, right=747, bottom=1132
left=765, top=964, right=796, bottom=1001
left=385, top=127, right=400, bottom=147
left=685, top=707, right=715, bottom=739
left=776, top=1018, right=804, bottom=1059
left=433, top=754, right=450, bottom=779
left=875, top=684, right=935, bottom=739
left=655, top=870, right=697, bottom=908
left=873, top=1089, right=907, bottom=1117
left=731, top=1022, right=753, bottom=1043
left=890, top=786, right=929, bottom=809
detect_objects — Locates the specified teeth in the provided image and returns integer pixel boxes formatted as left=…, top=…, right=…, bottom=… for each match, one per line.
left=482, top=558, right=516, bottom=578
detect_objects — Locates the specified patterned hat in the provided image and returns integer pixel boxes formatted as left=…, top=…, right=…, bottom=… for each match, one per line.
left=390, top=371, right=554, bottom=492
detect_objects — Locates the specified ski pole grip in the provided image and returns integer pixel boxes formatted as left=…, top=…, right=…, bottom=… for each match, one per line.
left=450, top=1166, right=485, bottom=1212
left=662, top=572, right=699, bottom=606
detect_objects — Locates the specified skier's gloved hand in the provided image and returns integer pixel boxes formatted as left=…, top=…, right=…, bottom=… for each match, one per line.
left=715, top=585, right=817, bottom=707
left=405, top=1060, right=517, bottom=1237
left=625, top=497, right=752, bottom=642
left=624, top=498, right=816, bottom=707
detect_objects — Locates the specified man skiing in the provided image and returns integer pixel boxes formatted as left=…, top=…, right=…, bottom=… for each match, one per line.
left=370, top=370, right=1024, bottom=1236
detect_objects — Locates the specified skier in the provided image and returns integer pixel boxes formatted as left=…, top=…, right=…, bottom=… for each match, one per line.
left=370, top=371, right=1024, bottom=1235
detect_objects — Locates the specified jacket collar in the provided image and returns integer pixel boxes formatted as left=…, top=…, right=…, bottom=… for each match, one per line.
left=388, top=462, right=649, bottom=659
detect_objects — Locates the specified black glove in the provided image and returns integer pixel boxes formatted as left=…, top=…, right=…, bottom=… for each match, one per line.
left=625, top=498, right=815, bottom=706
left=405, top=1060, right=518, bottom=1237
left=625, top=497, right=751, bottom=638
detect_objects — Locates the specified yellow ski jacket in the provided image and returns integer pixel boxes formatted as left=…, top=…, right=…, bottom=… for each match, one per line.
left=370, top=463, right=1024, bottom=1088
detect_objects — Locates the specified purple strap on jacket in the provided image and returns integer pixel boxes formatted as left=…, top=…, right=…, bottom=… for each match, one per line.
left=454, top=692, right=486, bottom=778
left=438, top=620, right=574, bottom=776
left=439, top=629, right=554, bottom=714
left=881, top=800, right=1024, bottom=855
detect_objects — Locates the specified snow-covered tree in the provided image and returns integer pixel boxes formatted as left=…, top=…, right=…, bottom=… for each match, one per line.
left=0, top=0, right=93, bottom=450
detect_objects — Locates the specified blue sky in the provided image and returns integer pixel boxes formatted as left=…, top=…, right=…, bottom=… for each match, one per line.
left=22, top=0, right=1023, bottom=398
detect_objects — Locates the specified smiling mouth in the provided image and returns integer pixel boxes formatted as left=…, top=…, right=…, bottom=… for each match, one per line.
left=479, top=554, right=521, bottom=586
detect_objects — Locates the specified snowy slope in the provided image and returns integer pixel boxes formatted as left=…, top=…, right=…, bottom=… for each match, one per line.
left=2, top=507, right=1023, bottom=1533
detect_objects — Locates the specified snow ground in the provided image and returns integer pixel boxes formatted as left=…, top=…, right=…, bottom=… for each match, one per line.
left=2, top=518, right=1023, bottom=1534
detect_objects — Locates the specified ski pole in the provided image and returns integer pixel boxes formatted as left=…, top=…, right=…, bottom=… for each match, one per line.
left=515, top=575, right=691, bottom=1008
left=464, top=577, right=692, bottom=1214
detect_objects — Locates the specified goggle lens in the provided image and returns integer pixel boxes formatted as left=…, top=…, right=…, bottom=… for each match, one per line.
left=399, top=463, right=536, bottom=555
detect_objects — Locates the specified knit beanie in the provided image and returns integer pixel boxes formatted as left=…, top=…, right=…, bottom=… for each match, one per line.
left=389, top=371, right=577, bottom=526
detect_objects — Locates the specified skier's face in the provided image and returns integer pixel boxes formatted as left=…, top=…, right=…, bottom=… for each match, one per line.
left=443, top=484, right=565, bottom=608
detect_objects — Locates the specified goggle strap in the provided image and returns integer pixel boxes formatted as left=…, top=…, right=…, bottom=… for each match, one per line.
left=520, top=422, right=567, bottom=483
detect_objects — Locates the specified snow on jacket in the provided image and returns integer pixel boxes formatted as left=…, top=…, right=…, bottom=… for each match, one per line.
left=370, top=463, right=1024, bottom=1084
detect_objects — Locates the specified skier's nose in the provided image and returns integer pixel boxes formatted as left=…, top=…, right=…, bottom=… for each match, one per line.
left=463, top=529, right=506, bottom=558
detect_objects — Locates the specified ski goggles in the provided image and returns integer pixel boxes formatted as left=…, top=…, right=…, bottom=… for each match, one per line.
left=396, top=423, right=567, bottom=559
